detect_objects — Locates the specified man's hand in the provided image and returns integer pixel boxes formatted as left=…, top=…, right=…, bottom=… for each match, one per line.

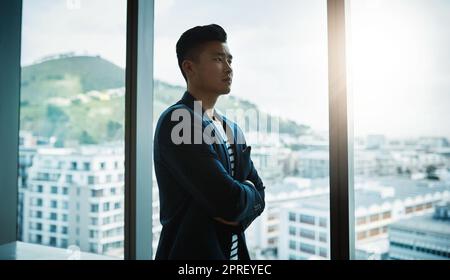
left=214, top=217, right=239, bottom=226
left=213, top=180, right=256, bottom=226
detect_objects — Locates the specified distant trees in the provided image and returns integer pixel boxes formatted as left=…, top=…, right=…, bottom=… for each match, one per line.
left=79, top=130, right=97, bottom=144
left=107, top=120, right=123, bottom=139
left=426, top=164, right=439, bottom=180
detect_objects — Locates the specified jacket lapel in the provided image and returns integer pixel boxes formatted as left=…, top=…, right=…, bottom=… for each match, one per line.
left=211, top=112, right=232, bottom=176
left=217, top=113, right=239, bottom=179
left=179, top=91, right=233, bottom=176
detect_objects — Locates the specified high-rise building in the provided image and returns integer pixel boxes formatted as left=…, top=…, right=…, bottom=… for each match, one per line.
left=277, top=177, right=450, bottom=260
left=21, top=146, right=125, bottom=257
left=388, top=201, right=450, bottom=260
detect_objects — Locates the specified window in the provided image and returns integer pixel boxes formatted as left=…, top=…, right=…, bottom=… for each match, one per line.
left=103, top=202, right=110, bottom=211
left=89, top=243, right=97, bottom=253
left=268, top=225, right=276, bottom=233
left=10, top=0, right=443, bottom=261
left=289, top=212, right=296, bottom=222
left=66, top=175, right=73, bottom=183
left=57, top=161, right=64, bottom=169
left=154, top=0, right=330, bottom=260
left=319, top=217, right=327, bottom=228
left=61, top=239, right=68, bottom=248
left=91, top=189, right=103, bottom=198
left=289, top=240, right=296, bottom=250
left=348, top=0, right=450, bottom=260
left=50, top=186, right=58, bottom=194
left=62, top=187, right=69, bottom=195
left=91, top=204, right=99, bottom=213
left=88, top=176, right=96, bottom=185
left=405, top=206, right=414, bottom=214
left=356, top=217, right=366, bottom=225
left=415, top=204, right=423, bottom=211
left=83, top=162, right=91, bottom=171
left=369, top=214, right=379, bottom=223
left=300, top=243, right=316, bottom=255
left=300, top=214, right=315, bottom=226
left=357, top=231, right=367, bottom=241
left=300, top=229, right=315, bottom=240
left=369, top=228, right=380, bottom=237
left=319, top=247, right=327, bottom=258
left=50, top=200, right=57, bottom=208
left=319, top=232, right=327, bottom=243
left=89, top=230, right=98, bottom=238
left=50, top=213, right=57, bottom=221
left=289, top=226, right=296, bottom=236
left=35, top=235, right=42, bottom=244
left=50, top=225, right=57, bottom=233
left=71, top=162, right=77, bottom=171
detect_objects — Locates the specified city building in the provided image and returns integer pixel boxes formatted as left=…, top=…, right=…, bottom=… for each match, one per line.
left=21, top=145, right=125, bottom=258
left=388, top=201, right=450, bottom=260
left=276, top=177, right=450, bottom=260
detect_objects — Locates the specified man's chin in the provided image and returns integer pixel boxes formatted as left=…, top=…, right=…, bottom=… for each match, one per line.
left=219, top=87, right=231, bottom=95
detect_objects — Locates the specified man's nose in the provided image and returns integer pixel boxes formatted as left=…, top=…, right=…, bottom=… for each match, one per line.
left=225, top=63, right=232, bottom=74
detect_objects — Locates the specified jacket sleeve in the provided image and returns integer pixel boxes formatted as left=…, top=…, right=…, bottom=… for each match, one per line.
left=156, top=109, right=264, bottom=224
left=238, top=145, right=266, bottom=232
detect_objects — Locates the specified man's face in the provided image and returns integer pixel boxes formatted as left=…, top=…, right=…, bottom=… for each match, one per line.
left=188, top=41, right=233, bottom=95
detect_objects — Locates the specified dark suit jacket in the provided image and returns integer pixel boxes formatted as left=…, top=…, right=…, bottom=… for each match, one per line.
left=154, top=91, right=265, bottom=260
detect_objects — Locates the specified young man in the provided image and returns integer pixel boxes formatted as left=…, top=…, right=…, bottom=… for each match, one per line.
left=154, top=24, right=265, bottom=260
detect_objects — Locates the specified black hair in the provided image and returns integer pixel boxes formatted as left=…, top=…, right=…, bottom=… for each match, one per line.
left=176, top=24, right=227, bottom=82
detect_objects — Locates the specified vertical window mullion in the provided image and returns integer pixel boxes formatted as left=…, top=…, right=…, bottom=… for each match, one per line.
left=125, top=0, right=154, bottom=260
left=0, top=0, right=22, bottom=245
left=327, top=0, right=355, bottom=260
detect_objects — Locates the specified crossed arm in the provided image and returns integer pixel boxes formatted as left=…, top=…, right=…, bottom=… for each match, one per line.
left=158, top=115, right=265, bottom=231
left=214, top=180, right=258, bottom=226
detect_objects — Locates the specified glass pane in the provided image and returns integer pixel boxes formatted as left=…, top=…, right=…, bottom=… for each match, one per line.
left=18, top=0, right=127, bottom=258
left=348, top=0, right=450, bottom=260
left=154, top=0, right=330, bottom=260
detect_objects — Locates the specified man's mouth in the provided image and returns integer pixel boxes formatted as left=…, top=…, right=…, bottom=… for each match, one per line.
left=222, top=77, right=232, bottom=83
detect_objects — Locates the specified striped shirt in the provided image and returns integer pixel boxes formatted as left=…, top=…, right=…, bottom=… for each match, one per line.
left=211, top=115, right=238, bottom=260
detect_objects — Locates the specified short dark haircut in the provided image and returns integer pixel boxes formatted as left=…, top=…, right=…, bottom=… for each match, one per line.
left=176, top=24, right=227, bottom=82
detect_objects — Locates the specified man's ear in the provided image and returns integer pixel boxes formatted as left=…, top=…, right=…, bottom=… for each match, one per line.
left=182, top=60, right=195, bottom=79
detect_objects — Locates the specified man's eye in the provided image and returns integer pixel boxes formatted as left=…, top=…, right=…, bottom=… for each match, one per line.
left=214, top=58, right=222, bottom=61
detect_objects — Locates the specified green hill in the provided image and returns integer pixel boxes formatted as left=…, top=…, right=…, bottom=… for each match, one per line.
left=20, top=55, right=310, bottom=146
left=21, top=55, right=124, bottom=105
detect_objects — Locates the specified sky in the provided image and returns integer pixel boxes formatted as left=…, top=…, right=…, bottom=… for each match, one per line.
left=21, top=0, right=450, bottom=139
left=21, top=0, right=127, bottom=67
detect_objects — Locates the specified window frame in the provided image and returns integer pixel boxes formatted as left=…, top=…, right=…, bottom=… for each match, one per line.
left=1, top=0, right=354, bottom=260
